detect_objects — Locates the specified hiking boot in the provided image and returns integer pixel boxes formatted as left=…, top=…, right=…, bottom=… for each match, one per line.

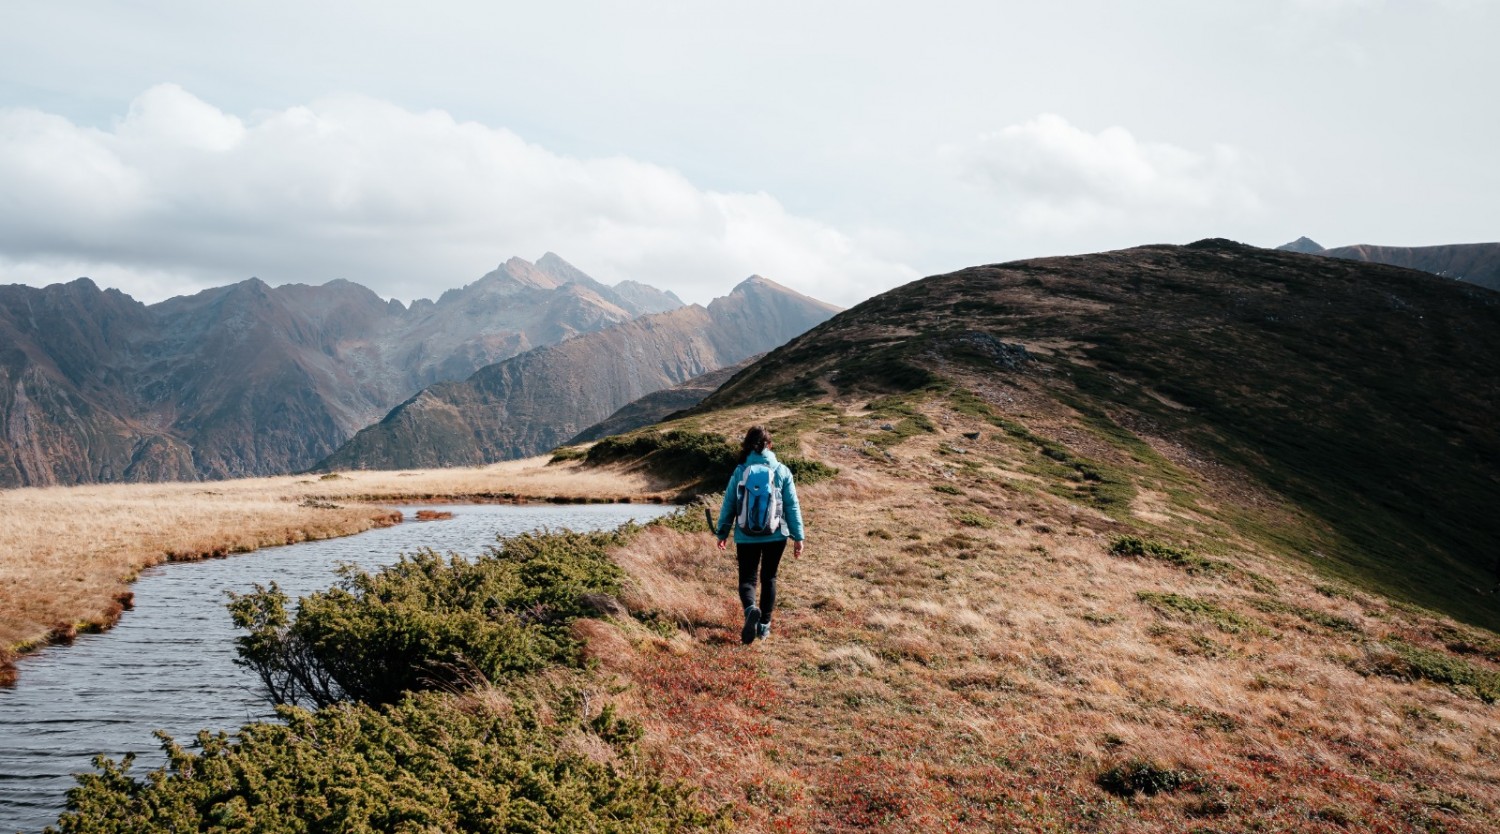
left=757, top=622, right=770, bottom=640
left=741, top=606, right=762, bottom=645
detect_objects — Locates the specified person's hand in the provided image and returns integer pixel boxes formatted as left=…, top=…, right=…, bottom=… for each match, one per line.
left=716, top=538, right=727, bottom=552
left=793, top=540, right=805, bottom=558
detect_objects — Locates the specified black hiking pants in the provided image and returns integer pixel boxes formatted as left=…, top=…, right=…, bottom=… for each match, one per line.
left=736, top=539, right=787, bottom=623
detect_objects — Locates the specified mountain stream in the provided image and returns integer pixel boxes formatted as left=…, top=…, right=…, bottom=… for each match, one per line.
left=0, top=503, right=672, bottom=832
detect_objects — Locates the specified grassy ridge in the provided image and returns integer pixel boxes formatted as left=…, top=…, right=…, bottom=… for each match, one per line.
left=693, top=241, right=1500, bottom=630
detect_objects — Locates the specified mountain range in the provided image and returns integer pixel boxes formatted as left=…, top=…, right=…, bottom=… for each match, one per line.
left=1277, top=237, right=1500, bottom=291
left=0, top=254, right=718, bottom=487
left=316, top=278, right=838, bottom=470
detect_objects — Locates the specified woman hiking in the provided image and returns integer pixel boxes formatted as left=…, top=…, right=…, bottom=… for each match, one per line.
left=716, top=426, right=806, bottom=644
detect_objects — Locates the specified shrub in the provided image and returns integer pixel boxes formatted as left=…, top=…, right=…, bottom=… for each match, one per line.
left=229, top=528, right=632, bottom=707
left=1249, top=598, right=1361, bottom=634
left=548, top=445, right=587, bottom=463
left=1365, top=639, right=1500, bottom=703
left=56, top=693, right=721, bottom=832
left=585, top=429, right=736, bottom=486
left=955, top=511, right=995, bottom=529
left=784, top=456, right=839, bottom=485
left=1097, top=758, right=1193, bottom=797
left=1136, top=592, right=1270, bottom=636
left=932, top=484, right=963, bottom=495
left=1110, top=536, right=1223, bottom=575
left=647, top=505, right=715, bottom=534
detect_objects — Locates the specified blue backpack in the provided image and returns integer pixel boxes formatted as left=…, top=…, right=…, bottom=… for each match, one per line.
left=735, top=463, right=784, bottom=537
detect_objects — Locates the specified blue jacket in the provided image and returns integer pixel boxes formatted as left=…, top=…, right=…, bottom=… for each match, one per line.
left=716, top=450, right=805, bottom=544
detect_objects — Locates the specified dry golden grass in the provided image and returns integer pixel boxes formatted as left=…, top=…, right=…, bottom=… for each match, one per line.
left=0, top=457, right=662, bottom=676
left=578, top=400, right=1500, bottom=832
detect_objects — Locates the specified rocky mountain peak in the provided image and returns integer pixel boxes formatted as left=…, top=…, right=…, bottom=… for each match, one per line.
left=534, top=252, right=597, bottom=287
left=1277, top=236, right=1327, bottom=254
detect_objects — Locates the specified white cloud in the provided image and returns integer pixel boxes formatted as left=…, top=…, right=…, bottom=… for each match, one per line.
left=0, top=84, right=916, bottom=306
left=949, top=114, right=1263, bottom=236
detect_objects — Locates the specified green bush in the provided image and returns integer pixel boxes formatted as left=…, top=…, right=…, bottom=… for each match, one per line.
left=585, top=429, right=737, bottom=483
left=784, top=456, right=838, bottom=485
left=1249, top=598, right=1361, bottom=634
left=1136, top=592, right=1270, bottom=636
left=955, top=510, right=995, bottom=529
left=229, top=528, right=632, bottom=707
left=1110, top=536, right=1223, bottom=575
left=548, top=445, right=587, bottom=463
left=647, top=505, right=716, bottom=535
left=1369, top=639, right=1500, bottom=703
left=54, top=693, right=721, bottom=833
left=585, top=428, right=837, bottom=491
left=1096, top=758, right=1193, bottom=797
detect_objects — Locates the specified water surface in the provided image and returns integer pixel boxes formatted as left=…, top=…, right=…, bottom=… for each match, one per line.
left=0, top=503, right=670, bottom=832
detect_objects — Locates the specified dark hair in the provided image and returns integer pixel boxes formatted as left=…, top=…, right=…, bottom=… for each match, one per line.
left=738, top=425, right=771, bottom=464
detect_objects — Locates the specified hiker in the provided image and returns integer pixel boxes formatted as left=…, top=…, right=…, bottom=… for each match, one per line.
left=716, top=426, right=806, bottom=644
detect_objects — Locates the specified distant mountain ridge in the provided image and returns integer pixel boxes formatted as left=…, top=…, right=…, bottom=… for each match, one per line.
left=1276, top=237, right=1500, bottom=291
left=317, top=277, right=839, bottom=471
left=0, top=255, right=688, bottom=486
left=567, top=356, right=760, bottom=445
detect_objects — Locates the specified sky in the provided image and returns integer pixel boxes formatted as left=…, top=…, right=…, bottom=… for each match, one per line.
left=1, top=0, right=1495, bottom=307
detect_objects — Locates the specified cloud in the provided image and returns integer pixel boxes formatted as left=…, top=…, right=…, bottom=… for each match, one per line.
left=0, top=84, right=916, bottom=305
left=949, top=114, right=1263, bottom=236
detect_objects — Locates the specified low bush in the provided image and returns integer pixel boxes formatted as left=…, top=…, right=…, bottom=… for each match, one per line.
left=229, top=527, right=632, bottom=707
left=1136, top=592, right=1270, bottom=636
left=955, top=510, right=996, bottom=529
left=585, top=429, right=737, bottom=486
left=548, top=445, right=587, bottom=463
left=647, top=505, right=716, bottom=535
left=1365, top=639, right=1500, bottom=703
left=55, top=692, right=721, bottom=832
left=1096, top=758, right=1194, bottom=797
left=1249, top=598, right=1361, bottom=634
left=1110, top=536, right=1224, bottom=575
left=585, top=428, right=837, bottom=491
left=784, top=456, right=838, bottom=485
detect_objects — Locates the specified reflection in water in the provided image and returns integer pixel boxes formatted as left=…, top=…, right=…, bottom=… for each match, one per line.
left=0, top=503, right=671, bottom=832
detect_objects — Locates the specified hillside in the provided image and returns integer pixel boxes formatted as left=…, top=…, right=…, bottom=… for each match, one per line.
left=551, top=240, right=1500, bottom=830
left=318, top=277, right=838, bottom=471
left=0, top=254, right=682, bottom=486
left=697, top=239, right=1500, bottom=631
left=1277, top=238, right=1500, bottom=292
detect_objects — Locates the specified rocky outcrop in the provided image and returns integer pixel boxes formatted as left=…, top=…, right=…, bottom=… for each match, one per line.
left=318, top=278, right=840, bottom=470
left=0, top=254, right=688, bottom=486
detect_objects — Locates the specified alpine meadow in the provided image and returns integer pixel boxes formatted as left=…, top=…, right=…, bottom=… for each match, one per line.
left=23, top=241, right=1500, bottom=832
